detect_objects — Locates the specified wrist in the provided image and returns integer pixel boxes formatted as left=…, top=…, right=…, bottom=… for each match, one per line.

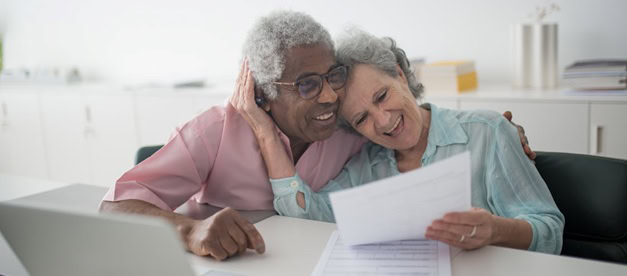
left=175, top=218, right=199, bottom=249
left=489, top=215, right=533, bottom=250
left=490, top=215, right=508, bottom=245
left=253, top=128, right=279, bottom=143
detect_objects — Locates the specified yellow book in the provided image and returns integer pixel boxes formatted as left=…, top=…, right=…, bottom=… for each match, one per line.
left=420, top=60, right=478, bottom=94
left=422, top=60, right=475, bottom=76
left=457, top=71, right=477, bottom=92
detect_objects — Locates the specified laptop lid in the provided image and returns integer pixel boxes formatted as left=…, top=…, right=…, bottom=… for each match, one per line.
left=0, top=201, right=196, bottom=276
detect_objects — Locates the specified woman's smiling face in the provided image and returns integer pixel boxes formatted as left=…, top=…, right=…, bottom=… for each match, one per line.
left=340, top=64, right=426, bottom=150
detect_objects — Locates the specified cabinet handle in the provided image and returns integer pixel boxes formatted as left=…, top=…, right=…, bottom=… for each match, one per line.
left=85, top=105, right=92, bottom=124
left=590, top=125, right=603, bottom=155
left=1, top=101, right=7, bottom=117
left=84, top=125, right=94, bottom=138
left=1, top=102, right=7, bottom=128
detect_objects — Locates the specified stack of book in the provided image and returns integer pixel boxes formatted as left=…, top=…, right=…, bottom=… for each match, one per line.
left=562, top=60, right=627, bottom=90
left=419, top=61, right=477, bottom=94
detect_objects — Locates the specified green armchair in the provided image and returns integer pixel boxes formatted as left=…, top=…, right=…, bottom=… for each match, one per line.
left=535, top=152, right=627, bottom=264
left=135, top=145, right=163, bottom=165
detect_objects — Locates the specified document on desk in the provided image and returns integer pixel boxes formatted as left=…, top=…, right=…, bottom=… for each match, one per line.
left=329, top=151, right=472, bottom=246
left=312, top=231, right=451, bottom=276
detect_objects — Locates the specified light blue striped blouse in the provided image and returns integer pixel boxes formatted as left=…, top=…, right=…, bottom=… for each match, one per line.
left=270, top=104, right=565, bottom=254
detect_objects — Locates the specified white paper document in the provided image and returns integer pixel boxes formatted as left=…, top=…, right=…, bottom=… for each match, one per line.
left=312, top=231, right=451, bottom=276
left=329, top=151, right=472, bottom=246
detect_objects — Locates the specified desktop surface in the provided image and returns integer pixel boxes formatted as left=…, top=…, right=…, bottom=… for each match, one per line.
left=2, top=182, right=626, bottom=276
left=8, top=184, right=277, bottom=223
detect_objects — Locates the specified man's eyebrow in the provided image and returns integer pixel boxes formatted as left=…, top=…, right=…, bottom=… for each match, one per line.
left=294, top=72, right=317, bottom=81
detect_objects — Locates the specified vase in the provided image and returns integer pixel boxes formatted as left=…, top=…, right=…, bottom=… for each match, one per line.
left=511, top=23, right=558, bottom=89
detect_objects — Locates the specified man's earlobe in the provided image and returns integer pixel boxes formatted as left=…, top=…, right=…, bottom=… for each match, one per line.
left=255, top=96, right=265, bottom=106
left=258, top=97, right=271, bottom=112
left=254, top=84, right=271, bottom=112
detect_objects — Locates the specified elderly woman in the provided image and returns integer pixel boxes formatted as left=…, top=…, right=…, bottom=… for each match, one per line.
left=231, top=29, right=564, bottom=254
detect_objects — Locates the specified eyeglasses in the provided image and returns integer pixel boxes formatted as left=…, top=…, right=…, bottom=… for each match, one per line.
left=273, top=65, right=349, bottom=99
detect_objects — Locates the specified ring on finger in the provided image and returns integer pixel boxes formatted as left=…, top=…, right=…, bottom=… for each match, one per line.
left=459, top=234, right=466, bottom=243
left=468, top=225, right=477, bottom=237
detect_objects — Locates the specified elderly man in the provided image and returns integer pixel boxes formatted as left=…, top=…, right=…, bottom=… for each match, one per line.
left=100, top=10, right=533, bottom=261
left=100, top=11, right=365, bottom=261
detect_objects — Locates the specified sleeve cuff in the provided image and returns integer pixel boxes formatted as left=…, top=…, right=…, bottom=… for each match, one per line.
left=101, top=181, right=174, bottom=212
left=515, top=215, right=539, bottom=252
left=270, top=173, right=307, bottom=196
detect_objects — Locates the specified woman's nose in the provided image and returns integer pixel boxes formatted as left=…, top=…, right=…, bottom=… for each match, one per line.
left=373, top=110, right=391, bottom=130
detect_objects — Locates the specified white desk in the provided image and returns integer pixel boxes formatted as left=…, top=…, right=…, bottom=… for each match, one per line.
left=1, top=178, right=626, bottom=276
left=187, top=215, right=627, bottom=276
left=0, top=174, right=70, bottom=202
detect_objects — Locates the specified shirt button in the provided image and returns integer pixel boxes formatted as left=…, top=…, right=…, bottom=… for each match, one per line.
left=290, top=181, right=299, bottom=189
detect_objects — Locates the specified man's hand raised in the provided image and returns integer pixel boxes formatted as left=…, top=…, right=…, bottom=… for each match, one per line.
left=503, top=111, right=536, bottom=160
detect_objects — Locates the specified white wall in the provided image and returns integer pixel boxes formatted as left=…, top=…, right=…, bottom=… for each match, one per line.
left=1, top=0, right=626, bottom=86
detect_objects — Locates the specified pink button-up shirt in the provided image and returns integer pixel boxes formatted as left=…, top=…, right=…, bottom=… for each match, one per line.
left=102, top=102, right=366, bottom=211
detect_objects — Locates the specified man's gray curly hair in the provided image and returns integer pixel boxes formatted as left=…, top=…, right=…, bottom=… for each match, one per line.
left=336, top=29, right=423, bottom=99
left=243, top=10, right=334, bottom=100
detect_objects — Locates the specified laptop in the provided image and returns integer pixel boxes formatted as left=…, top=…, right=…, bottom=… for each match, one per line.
left=0, top=201, right=219, bottom=276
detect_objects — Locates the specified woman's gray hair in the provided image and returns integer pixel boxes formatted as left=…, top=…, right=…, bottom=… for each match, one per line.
left=242, top=10, right=334, bottom=100
left=336, top=29, right=423, bottom=99
left=335, top=29, right=423, bottom=132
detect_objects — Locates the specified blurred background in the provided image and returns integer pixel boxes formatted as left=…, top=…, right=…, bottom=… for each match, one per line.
left=0, top=0, right=626, bottom=188
left=1, top=0, right=626, bottom=84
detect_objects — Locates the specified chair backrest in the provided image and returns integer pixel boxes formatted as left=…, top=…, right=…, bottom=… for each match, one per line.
left=135, top=145, right=164, bottom=165
left=535, top=151, right=627, bottom=264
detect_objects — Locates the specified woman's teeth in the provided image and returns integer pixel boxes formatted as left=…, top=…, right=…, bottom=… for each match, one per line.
left=384, top=116, right=402, bottom=136
left=314, top=112, right=334, bottom=121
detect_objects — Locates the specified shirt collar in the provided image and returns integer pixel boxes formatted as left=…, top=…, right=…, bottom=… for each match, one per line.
left=422, top=103, right=468, bottom=160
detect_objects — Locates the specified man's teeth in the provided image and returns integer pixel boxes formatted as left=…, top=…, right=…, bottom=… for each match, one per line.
left=314, top=112, right=334, bottom=120
left=385, top=117, right=402, bottom=135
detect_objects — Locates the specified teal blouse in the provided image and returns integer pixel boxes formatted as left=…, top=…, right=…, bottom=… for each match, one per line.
left=270, top=104, right=565, bottom=254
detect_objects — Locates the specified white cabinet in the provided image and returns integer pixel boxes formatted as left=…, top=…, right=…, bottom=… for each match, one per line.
left=590, top=103, right=627, bottom=159
left=422, top=96, right=458, bottom=110
left=39, top=92, right=91, bottom=184
left=83, top=93, right=138, bottom=187
left=459, top=100, right=589, bottom=154
left=2, top=84, right=626, bottom=190
left=1, top=85, right=228, bottom=187
left=0, top=92, right=48, bottom=179
left=40, top=90, right=138, bottom=187
left=135, top=92, right=228, bottom=146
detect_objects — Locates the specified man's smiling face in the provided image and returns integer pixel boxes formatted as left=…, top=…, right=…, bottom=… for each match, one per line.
left=267, top=42, right=343, bottom=143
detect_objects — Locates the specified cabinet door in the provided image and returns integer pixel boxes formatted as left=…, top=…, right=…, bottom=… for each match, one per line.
left=422, top=97, right=458, bottom=110
left=459, top=100, right=589, bottom=154
left=590, top=103, right=627, bottom=160
left=0, top=93, right=48, bottom=179
left=84, top=94, right=138, bottom=187
left=136, top=94, right=227, bottom=146
left=40, top=93, right=91, bottom=184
